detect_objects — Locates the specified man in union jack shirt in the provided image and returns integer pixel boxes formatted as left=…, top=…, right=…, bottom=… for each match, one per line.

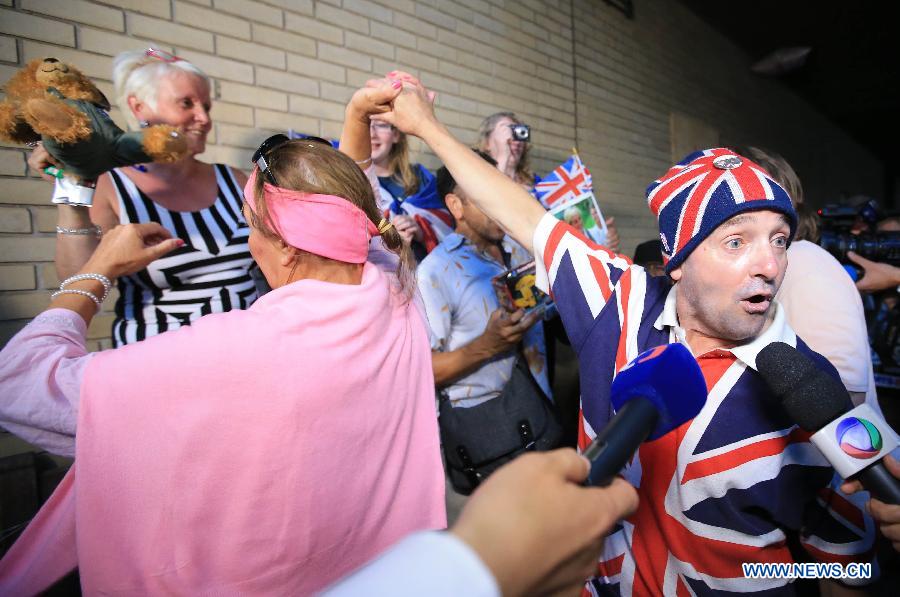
left=391, top=88, right=876, bottom=596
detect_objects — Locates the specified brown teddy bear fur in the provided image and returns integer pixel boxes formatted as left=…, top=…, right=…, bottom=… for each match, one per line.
left=0, top=58, right=105, bottom=144
left=142, top=125, right=188, bottom=163
left=0, top=58, right=188, bottom=163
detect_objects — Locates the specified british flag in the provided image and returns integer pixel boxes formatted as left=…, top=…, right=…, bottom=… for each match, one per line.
left=528, top=215, right=877, bottom=596
left=534, top=153, right=593, bottom=209
left=373, top=164, right=454, bottom=254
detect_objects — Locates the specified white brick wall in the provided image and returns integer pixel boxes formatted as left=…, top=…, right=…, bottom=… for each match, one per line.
left=0, top=0, right=883, bottom=349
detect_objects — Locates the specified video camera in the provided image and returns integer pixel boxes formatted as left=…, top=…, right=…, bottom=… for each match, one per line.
left=818, top=200, right=900, bottom=389
left=817, top=199, right=900, bottom=267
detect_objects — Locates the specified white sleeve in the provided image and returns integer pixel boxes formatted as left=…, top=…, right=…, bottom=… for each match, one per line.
left=321, top=531, right=500, bottom=597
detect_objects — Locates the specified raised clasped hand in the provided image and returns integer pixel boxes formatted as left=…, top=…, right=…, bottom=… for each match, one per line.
left=347, top=77, right=404, bottom=125
left=368, top=71, right=438, bottom=139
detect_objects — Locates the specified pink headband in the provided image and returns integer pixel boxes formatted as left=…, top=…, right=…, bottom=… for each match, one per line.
left=243, top=169, right=378, bottom=264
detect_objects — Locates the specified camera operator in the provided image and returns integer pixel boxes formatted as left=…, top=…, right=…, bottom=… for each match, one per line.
left=818, top=199, right=900, bottom=293
left=815, top=199, right=900, bottom=398
left=847, top=218, right=900, bottom=293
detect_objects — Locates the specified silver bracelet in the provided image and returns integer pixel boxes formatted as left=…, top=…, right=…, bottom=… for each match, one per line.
left=354, top=156, right=373, bottom=166
left=61, top=273, right=112, bottom=303
left=56, top=225, right=102, bottom=236
left=50, top=289, right=102, bottom=311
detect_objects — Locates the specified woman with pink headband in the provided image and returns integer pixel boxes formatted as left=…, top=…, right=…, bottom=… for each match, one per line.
left=0, top=79, right=445, bottom=595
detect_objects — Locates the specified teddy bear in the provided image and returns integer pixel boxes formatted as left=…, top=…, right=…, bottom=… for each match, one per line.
left=0, top=57, right=188, bottom=203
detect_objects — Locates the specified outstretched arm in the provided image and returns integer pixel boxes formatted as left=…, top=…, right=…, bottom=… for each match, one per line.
left=377, top=83, right=545, bottom=249
left=847, top=251, right=900, bottom=293
left=0, top=222, right=182, bottom=457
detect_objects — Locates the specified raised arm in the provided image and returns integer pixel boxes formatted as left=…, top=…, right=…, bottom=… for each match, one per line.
left=27, top=143, right=120, bottom=280
left=338, top=79, right=402, bottom=165
left=378, top=83, right=545, bottom=249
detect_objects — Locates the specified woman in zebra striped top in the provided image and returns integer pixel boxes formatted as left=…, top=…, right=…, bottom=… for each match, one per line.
left=29, top=48, right=258, bottom=346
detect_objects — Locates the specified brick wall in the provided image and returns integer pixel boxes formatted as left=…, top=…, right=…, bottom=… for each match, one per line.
left=0, top=0, right=884, bottom=350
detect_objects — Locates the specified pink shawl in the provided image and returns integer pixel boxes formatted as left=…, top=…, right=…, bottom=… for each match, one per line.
left=1, top=263, right=445, bottom=594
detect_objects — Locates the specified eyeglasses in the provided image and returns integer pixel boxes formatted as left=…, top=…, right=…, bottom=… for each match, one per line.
left=251, top=133, right=332, bottom=186
left=370, top=121, right=394, bottom=132
left=144, top=47, right=183, bottom=63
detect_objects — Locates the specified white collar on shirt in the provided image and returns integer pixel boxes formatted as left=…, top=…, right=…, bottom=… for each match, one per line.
left=653, top=284, right=797, bottom=371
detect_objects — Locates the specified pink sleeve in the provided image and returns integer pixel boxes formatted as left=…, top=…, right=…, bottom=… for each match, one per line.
left=0, top=308, right=94, bottom=457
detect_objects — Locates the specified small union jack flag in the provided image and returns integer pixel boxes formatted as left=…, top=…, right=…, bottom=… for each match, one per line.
left=534, top=154, right=592, bottom=209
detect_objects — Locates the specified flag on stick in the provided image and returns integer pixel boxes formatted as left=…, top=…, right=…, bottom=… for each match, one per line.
left=534, top=152, right=592, bottom=209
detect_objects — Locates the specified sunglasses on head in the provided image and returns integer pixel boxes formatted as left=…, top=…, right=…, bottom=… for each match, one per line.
left=144, top=47, right=183, bottom=63
left=251, top=133, right=332, bottom=186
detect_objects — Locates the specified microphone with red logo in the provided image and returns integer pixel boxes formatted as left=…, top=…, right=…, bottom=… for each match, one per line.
left=756, top=341, right=900, bottom=504
left=584, top=343, right=707, bottom=486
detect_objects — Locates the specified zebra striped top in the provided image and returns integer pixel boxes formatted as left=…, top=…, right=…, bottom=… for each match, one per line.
left=109, top=164, right=259, bottom=346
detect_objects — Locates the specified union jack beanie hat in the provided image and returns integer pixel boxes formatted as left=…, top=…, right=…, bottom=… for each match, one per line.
left=646, top=148, right=797, bottom=274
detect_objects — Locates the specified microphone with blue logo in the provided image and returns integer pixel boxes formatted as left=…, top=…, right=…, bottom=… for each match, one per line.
left=757, top=341, right=900, bottom=504
left=584, top=343, right=708, bottom=486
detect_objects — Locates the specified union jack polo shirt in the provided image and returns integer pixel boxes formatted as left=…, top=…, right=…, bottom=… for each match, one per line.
left=531, top=213, right=877, bottom=595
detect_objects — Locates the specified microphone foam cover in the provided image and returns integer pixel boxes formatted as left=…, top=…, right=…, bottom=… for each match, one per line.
left=612, top=343, right=707, bottom=440
left=756, top=342, right=851, bottom=432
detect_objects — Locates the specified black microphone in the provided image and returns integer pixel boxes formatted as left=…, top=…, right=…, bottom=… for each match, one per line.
left=584, top=343, right=707, bottom=486
left=756, top=341, right=900, bottom=504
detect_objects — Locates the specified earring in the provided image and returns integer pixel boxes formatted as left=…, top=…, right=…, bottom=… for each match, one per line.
left=139, top=120, right=150, bottom=128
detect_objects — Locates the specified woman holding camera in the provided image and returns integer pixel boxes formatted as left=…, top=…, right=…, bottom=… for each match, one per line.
left=477, top=112, right=535, bottom=188
left=478, top=112, right=620, bottom=252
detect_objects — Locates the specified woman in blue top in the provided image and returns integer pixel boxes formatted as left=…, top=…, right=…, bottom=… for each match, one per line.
left=370, top=121, right=453, bottom=262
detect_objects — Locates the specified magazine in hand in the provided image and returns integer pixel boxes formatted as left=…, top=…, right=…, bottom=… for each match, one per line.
left=492, top=260, right=556, bottom=318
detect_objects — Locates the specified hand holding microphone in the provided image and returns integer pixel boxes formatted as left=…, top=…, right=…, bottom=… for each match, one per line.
left=584, top=343, right=708, bottom=486
left=452, top=449, right=638, bottom=596
left=841, top=455, right=900, bottom=552
left=756, top=341, right=900, bottom=505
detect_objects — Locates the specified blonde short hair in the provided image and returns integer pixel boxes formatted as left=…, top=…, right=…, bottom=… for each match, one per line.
left=113, top=49, right=210, bottom=130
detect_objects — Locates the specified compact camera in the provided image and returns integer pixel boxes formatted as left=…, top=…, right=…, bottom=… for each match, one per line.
left=509, top=124, right=531, bottom=142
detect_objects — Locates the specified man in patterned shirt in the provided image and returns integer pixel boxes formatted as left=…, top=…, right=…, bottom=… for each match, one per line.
left=418, top=151, right=550, bottom=409
left=384, top=84, right=877, bottom=595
